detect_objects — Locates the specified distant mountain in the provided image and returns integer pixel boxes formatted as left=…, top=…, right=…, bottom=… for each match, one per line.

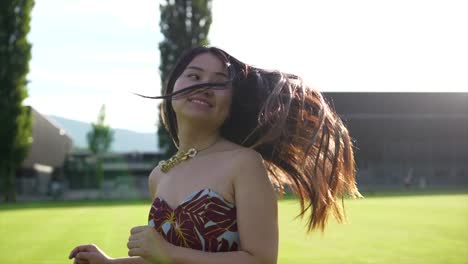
left=48, top=115, right=159, bottom=153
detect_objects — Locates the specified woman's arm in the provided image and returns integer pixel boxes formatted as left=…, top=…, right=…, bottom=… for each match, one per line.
left=148, top=166, right=158, bottom=199
left=108, top=257, right=149, bottom=264
left=69, top=245, right=151, bottom=264
left=168, top=150, right=279, bottom=264
left=169, top=247, right=260, bottom=264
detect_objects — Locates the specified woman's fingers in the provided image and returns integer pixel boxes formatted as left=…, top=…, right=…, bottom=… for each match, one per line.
left=128, top=232, right=142, bottom=241
left=69, top=244, right=97, bottom=259
left=69, top=245, right=85, bottom=259
left=74, top=258, right=90, bottom=264
left=73, top=254, right=90, bottom=264
left=127, top=240, right=139, bottom=249
left=128, top=247, right=146, bottom=258
left=76, top=252, right=92, bottom=260
left=130, top=226, right=149, bottom=235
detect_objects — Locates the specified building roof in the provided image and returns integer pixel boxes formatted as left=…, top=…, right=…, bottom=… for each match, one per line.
left=323, top=92, right=468, bottom=117
left=22, top=107, right=74, bottom=168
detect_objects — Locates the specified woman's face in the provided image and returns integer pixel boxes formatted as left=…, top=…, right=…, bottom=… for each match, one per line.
left=172, top=52, right=232, bottom=128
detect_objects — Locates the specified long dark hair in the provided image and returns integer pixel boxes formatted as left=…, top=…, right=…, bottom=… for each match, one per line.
left=158, top=46, right=363, bottom=233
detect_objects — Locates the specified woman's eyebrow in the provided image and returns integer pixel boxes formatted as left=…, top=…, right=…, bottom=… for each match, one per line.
left=186, top=66, right=228, bottom=78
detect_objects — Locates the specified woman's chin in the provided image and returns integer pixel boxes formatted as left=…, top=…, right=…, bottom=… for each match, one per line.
left=178, top=110, right=214, bottom=122
left=177, top=111, right=226, bottom=128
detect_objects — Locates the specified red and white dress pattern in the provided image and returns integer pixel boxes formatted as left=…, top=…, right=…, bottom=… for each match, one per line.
left=148, top=188, right=239, bottom=252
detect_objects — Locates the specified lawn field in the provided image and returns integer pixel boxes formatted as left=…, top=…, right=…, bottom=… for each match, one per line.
left=0, top=191, right=467, bottom=264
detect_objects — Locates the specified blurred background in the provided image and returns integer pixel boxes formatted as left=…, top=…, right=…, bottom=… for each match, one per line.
left=0, top=0, right=467, bottom=263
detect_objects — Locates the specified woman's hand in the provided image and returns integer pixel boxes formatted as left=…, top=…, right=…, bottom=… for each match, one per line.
left=69, top=244, right=113, bottom=264
left=127, top=226, right=173, bottom=263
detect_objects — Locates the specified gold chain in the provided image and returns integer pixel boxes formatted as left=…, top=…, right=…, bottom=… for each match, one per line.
left=158, top=139, right=219, bottom=173
left=158, top=148, right=198, bottom=173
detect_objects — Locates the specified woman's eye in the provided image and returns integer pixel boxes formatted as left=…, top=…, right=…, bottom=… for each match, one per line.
left=187, top=73, right=200, bottom=80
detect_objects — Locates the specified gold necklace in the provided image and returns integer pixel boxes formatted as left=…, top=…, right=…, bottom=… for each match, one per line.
left=158, top=140, right=218, bottom=173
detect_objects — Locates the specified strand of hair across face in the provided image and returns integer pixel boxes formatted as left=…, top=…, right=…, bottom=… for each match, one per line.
left=133, top=81, right=231, bottom=100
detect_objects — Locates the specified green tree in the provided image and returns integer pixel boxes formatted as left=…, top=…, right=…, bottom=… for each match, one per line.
left=158, top=0, right=212, bottom=157
left=0, top=0, right=34, bottom=202
left=87, top=105, right=113, bottom=188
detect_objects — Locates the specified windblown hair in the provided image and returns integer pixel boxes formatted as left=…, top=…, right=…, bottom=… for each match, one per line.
left=159, top=46, right=363, bottom=233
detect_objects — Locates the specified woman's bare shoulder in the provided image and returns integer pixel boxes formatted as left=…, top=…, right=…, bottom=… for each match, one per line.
left=216, top=142, right=263, bottom=166
left=222, top=146, right=265, bottom=178
left=217, top=139, right=262, bottom=157
left=232, top=147, right=263, bottom=163
left=210, top=140, right=265, bottom=180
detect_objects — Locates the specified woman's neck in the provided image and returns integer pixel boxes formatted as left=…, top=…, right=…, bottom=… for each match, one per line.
left=176, top=120, right=221, bottom=153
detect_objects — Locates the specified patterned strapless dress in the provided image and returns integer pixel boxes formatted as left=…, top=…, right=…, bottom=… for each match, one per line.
left=148, top=188, right=240, bottom=252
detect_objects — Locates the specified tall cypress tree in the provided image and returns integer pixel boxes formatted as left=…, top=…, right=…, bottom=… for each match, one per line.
left=0, top=0, right=34, bottom=202
left=158, top=0, right=212, bottom=157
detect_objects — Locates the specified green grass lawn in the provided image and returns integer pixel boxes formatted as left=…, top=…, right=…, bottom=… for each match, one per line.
left=0, top=191, right=467, bottom=264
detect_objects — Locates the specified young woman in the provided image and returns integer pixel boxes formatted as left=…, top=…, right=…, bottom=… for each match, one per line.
left=69, top=47, right=362, bottom=264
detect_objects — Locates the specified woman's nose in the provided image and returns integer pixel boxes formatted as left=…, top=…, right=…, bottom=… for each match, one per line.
left=201, top=87, right=214, bottom=96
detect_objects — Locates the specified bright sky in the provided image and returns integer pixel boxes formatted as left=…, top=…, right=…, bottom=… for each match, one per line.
left=25, top=0, right=468, bottom=133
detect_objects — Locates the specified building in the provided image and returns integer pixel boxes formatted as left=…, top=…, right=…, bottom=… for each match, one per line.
left=64, top=151, right=164, bottom=199
left=323, top=92, right=468, bottom=188
left=17, top=107, right=73, bottom=197
left=16, top=107, right=162, bottom=200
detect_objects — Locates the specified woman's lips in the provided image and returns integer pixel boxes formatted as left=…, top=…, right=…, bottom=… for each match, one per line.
left=188, top=97, right=212, bottom=107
